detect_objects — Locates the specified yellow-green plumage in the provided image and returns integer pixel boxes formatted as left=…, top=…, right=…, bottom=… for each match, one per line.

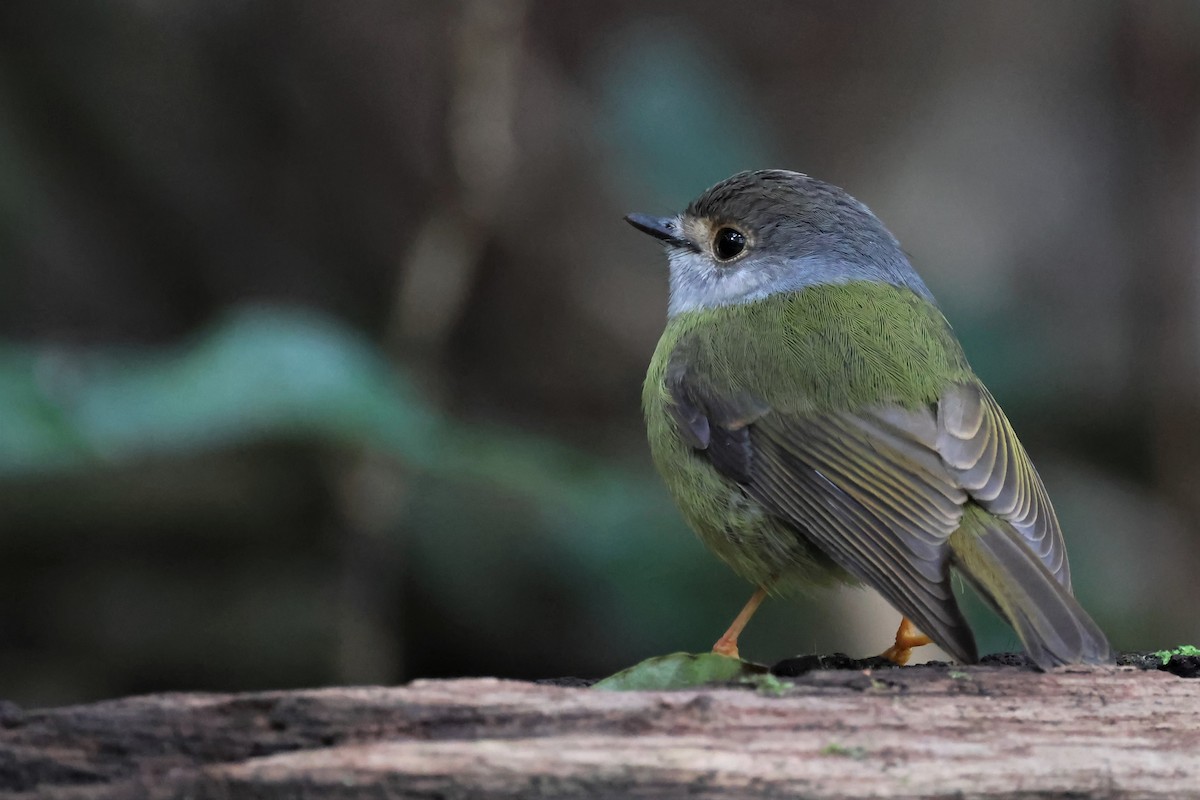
left=643, top=282, right=971, bottom=594
left=631, top=169, right=1111, bottom=668
left=647, top=282, right=974, bottom=418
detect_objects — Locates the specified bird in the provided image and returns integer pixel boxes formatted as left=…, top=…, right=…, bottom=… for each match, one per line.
left=627, top=169, right=1112, bottom=669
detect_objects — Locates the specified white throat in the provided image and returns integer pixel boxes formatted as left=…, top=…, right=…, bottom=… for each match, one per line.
left=665, top=247, right=934, bottom=317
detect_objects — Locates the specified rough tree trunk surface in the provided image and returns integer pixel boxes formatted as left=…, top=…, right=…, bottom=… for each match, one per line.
left=2, top=664, right=1198, bottom=799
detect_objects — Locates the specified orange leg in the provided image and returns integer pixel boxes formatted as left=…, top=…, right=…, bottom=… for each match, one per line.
left=879, top=617, right=933, bottom=665
left=712, top=586, right=768, bottom=659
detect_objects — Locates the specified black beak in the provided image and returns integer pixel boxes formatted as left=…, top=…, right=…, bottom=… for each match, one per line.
left=624, top=213, right=695, bottom=250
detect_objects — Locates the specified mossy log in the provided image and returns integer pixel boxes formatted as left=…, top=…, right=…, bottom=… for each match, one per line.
left=2, top=663, right=1198, bottom=798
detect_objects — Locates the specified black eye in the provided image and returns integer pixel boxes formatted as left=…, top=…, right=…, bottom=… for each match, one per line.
left=713, top=227, right=746, bottom=261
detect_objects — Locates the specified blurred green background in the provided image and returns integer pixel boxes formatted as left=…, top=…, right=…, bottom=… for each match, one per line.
left=1, top=1, right=1198, bottom=707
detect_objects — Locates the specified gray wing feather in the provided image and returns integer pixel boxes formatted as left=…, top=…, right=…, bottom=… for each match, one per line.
left=667, top=342, right=1071, bottom=662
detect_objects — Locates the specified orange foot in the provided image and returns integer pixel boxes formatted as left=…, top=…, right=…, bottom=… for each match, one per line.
left=880, top=617, right=932, bottom=665
left=711, top=586, right=768, bottom=660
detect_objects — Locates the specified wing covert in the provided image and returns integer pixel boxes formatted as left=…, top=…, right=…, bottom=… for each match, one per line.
left=662, top=336, right=1070, bottom=662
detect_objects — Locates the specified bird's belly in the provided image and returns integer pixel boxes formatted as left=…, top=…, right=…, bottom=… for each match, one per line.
left=659, top=446, right=847, bottom=594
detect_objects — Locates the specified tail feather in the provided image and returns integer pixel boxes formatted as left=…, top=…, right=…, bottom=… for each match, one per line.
left=950, top=507, right=1112, bottom=669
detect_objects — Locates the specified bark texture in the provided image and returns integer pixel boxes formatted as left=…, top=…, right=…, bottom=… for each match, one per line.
left=2, top=665, right=1197, bottom=799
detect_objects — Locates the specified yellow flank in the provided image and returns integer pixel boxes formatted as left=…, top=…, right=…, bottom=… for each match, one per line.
left=642, top=281, right=974, bottom=592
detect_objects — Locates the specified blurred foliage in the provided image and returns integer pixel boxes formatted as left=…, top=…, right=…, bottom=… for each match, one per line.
left=0, top=305, right=647, bottom=509
left=1, top=308, right=434, bottom=473
left=593, top=652, right=770, bottom=692
left=596, top=26, right=777, bottom=205
left=0, top=0, right=1197, bottom=706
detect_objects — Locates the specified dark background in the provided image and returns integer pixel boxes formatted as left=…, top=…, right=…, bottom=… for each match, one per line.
left=1, top=1, right=1197, bottom=707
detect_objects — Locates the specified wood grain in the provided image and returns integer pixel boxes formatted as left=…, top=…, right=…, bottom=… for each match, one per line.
left=2, top=665, right=1197, bottom=798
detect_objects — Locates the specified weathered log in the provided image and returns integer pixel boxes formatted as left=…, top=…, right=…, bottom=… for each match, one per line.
left=2, top=663, right=1198, bottom=798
